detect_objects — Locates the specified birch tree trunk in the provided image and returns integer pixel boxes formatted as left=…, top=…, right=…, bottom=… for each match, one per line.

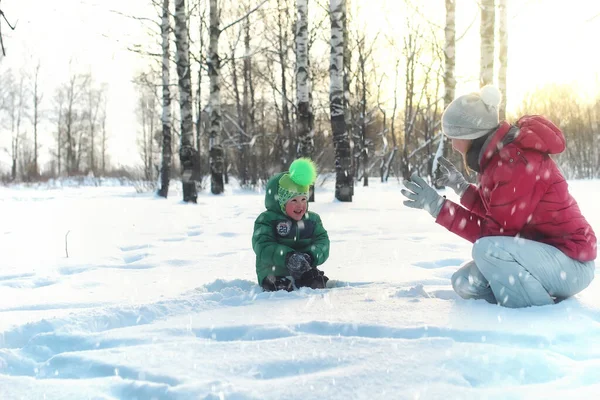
left=357, top=37, right=368, bottom=187
left=434, top=0, right=456, bottom=187
left=330, top=0, right=353, bottom=202
left=195, top=4, right=205, bottom=178
left=295, top=0, right=315, bottom=200
left=208, top=0, right=224, bottom=194
left=174, top=0, right=198, bottom=202
left=444, top=0, right=456, bottom=110
left=498, top=0, right=508, bottom=120
left=480, top=0, right=495, bottom=87
left=242, top=18, right=251, bottom=185
left=276, top=0, right=292, bottom=167
left=343, top=1, right=356, bottom=184
left=158, top=0, right=172, bottom=198
left=244, top=19, right=257, bottom=185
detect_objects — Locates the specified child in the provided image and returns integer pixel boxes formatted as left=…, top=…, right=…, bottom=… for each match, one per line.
left=401, top=85, right=596, bottom=308
left=252, top=158, right=330, bottom=291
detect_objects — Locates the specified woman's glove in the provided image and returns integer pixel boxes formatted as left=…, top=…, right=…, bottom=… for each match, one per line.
left=401, top=173, right=445, bottom=218
left=435, top=157, right=469, bottom=196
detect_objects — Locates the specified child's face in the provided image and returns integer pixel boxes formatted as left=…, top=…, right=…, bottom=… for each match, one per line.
left=285, top=195, right=308, bottom=221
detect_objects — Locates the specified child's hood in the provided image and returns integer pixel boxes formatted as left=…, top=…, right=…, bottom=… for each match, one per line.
left=264, top=172, right=285, bottom=213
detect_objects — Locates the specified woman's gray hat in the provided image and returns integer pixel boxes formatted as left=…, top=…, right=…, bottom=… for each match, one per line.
left=442, top=85, right=502, bottom=140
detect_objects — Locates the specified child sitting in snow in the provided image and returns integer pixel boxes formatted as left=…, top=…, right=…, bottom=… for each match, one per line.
left=252, top=158, right=330, bottom=291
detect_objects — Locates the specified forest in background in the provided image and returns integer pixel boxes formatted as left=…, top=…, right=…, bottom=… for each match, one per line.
left=0, top=0, right=598, bottom=200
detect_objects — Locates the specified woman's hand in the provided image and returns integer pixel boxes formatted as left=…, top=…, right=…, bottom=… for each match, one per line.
left=436, top=157, right=470, bottom=196
left=401, top=174, right=445, bottom=218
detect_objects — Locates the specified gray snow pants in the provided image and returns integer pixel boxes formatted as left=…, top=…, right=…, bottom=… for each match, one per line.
left=451, top=236, right=596, bottom=308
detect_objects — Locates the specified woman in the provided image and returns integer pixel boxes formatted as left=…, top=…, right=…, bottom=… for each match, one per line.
left=401, top=85, right=596, bottom=308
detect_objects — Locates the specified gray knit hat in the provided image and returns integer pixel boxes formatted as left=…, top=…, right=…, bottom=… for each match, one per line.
left=442, top=85, right=502, bottom=139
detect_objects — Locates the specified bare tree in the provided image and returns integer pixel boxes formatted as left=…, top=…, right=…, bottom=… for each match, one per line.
left=399, top=18, right=444, bottom=181
left=30, top=62, right=42, bottom=178
left=0, top=2, right=16, bottom=57
left=3, top=71, right=28, bottom=180
left=174, top=0, right=199, bottom=202
left=343, top=0, right=353, bottom=166
left=206, top=0, right=267, bottom=193
left=194, top=3, right=207, bottom=178
left=516, top=85, right=599, bottom=179
left=275, top=0, right=293, bottom=167
left=480, top=0, right=495, bottom=86
left=99, top=97, right=108, bottom=175
left=252, top=0, right=294, bottom=175
left=85, top=78, right=104, bottom=175
left=384, top=59, right=400, bottom=182
left=498, top=0, right=508, bottom=119
left=443, top=0, right=456, bottom=109
left=354, top=34, right=376, bottom=187
left=59, top=71, right=89, bottom=175
left=375, top=61, right=397, bottom=183
left=330, top=0, right=353, bottom=201
left=243, top=17, right=257, bottom=185
left=221, top=3, right=257, bottom=187
left=52, top=89, right=65, bottom=176
left=135, top=71, right=160, bottom=180
left=208, top=0, right=224, bottom=194
left=434, top=0, right=456, bottom=187
left=225, top=19, right=246, bottom=184
left=296, top=0, right=314, bottom=199
left=400, top=27, right=419, bottom=180
left=158, top=0, right=172, bottom=198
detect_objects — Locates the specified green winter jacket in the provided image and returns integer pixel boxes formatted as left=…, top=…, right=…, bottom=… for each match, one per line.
left=252, top=172, right=330, bottom=285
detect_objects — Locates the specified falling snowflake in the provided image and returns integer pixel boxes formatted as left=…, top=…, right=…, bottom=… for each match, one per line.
left=560, top=271, right=567, bottom=280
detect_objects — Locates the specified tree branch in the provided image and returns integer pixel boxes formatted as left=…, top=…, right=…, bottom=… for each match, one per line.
left=223, top=112, right=252, bottom=140
left=109, top=9, right=161, bottom=29
left=221, top=0, right=269, bottom=33
left=0, top=5, right=17, bottom=56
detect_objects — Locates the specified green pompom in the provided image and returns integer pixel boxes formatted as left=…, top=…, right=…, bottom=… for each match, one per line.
left=289, top=158, right=317, bottom=187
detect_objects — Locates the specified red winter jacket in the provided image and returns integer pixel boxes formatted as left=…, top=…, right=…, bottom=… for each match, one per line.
left=436, top=116, right=597, bottom=262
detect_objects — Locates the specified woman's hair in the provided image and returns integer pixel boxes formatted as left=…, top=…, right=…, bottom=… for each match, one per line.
left=459, top=141, right=473, bottom=176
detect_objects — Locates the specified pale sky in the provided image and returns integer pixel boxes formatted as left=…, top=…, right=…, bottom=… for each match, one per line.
left=0, top=0, right=150, bottom=170
left=1, top=0, right=599, bottom=170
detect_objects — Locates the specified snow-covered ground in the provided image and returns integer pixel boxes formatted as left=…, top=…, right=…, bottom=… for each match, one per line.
left=1, top=178, right=599, bottom=400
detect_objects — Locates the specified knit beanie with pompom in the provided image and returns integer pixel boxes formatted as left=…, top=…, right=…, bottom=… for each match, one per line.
left=441, top=85, right=502, bottom=140
left=277, top=158, right=317, bottom=211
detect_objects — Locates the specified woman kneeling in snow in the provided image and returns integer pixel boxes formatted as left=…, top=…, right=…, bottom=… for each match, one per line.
left=401, top=85, right=596, bottom=308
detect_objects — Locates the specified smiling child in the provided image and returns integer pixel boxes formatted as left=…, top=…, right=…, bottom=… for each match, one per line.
left=252, top=158, right=330, bottom=291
